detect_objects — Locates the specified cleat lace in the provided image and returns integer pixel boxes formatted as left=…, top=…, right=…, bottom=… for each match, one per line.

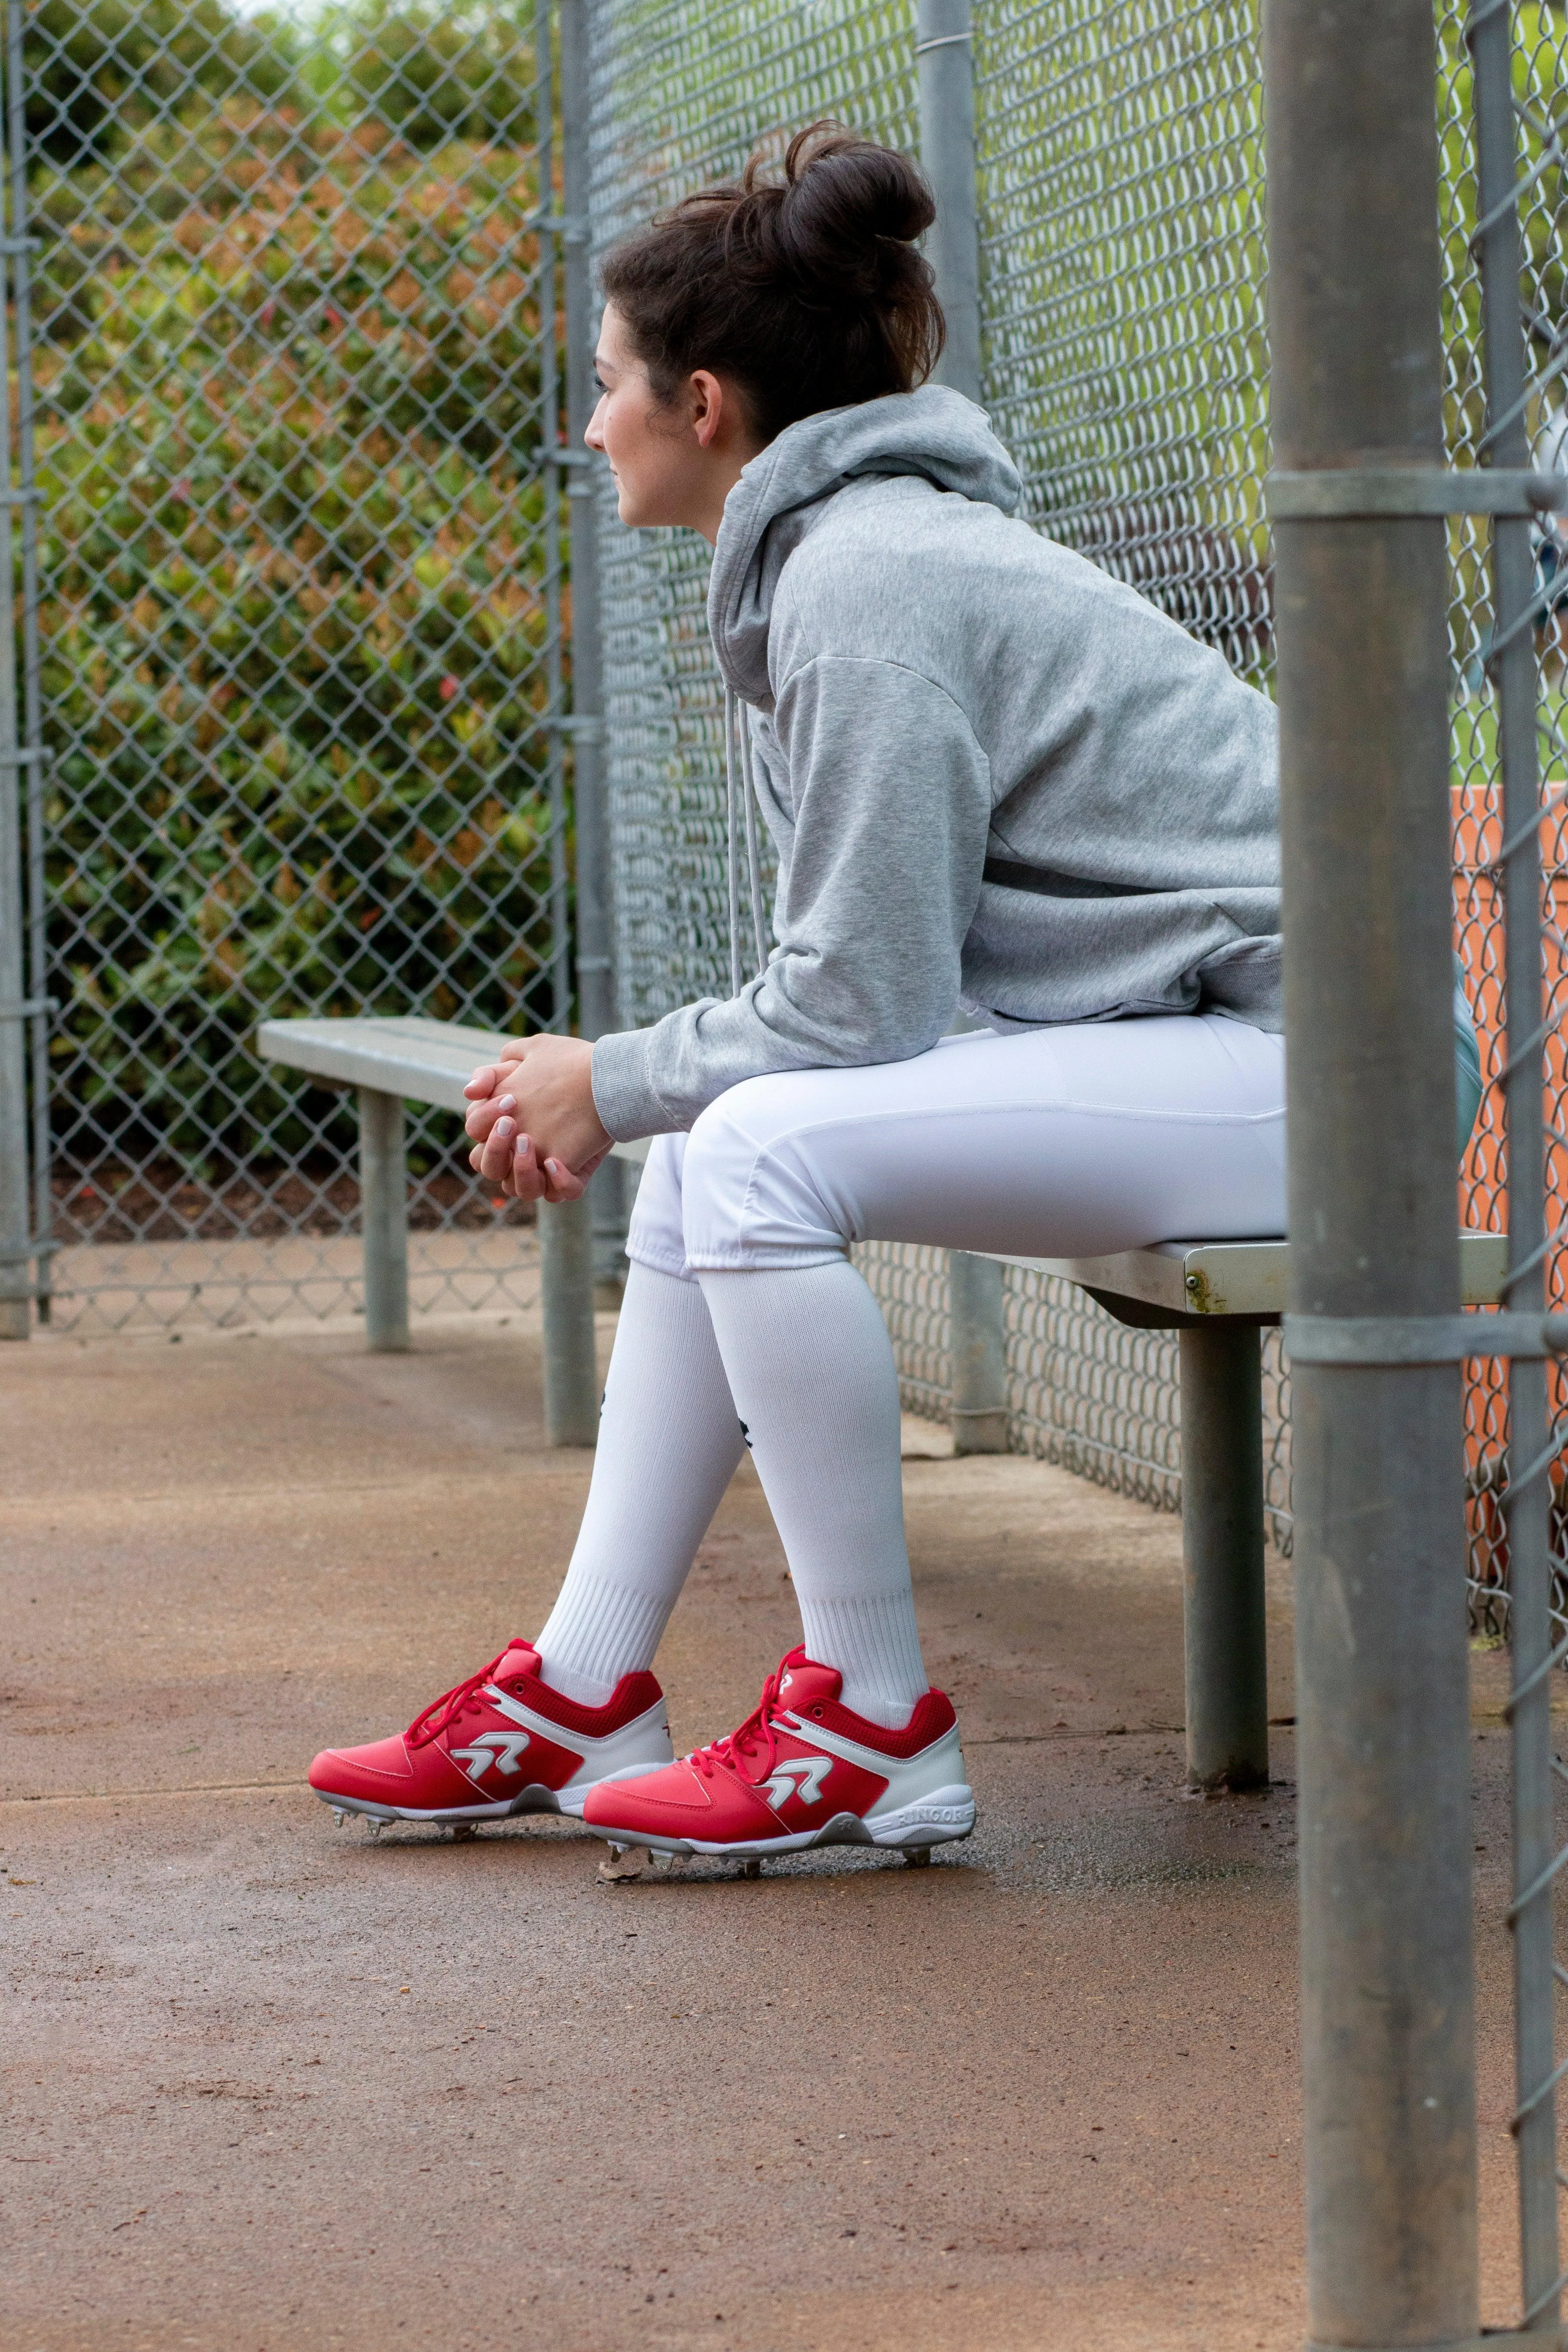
left=405, top=1647, right=518, bottom=1749
left=688, top=1662, right=790, bottom=1785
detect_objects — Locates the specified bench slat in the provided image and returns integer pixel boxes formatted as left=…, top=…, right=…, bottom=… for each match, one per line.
left=258, top=1014, right=518, bottom=1114
left=984, top=1232, right=1509, bottom=1315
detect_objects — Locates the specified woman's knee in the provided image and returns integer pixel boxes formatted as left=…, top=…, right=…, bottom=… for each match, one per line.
left=680, top=1083, right=850, bottom=1270
left=624, top=1130, right=694, bottom=1279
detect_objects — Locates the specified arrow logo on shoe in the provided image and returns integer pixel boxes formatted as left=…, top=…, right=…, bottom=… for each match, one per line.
left=449, top=1732, right=531, bottom=1781
left=761, top=1755, right=832, bottom=1809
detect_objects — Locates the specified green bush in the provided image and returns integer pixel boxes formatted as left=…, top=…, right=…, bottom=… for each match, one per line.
left=33, top=56, right=565, bottom=1176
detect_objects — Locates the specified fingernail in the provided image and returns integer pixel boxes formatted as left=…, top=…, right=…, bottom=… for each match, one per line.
left=496, top=1094, right=516, bottom=1112
left=494, top=1116, right=515, bottom=1141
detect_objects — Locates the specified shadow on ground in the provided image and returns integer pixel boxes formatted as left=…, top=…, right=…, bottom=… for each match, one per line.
left=0, top=1312, right=1525, bottom=2349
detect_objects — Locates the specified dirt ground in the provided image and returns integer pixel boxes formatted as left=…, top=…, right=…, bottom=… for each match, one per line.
left=0, top=1307, right=1528, bottom=2352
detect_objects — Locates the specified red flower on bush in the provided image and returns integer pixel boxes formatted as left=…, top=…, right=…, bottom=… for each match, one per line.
left=439, top=674, right=459, bottom=702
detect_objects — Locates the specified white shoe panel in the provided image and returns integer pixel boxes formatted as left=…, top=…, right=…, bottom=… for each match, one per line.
left=484, top=1686, right=674, bottom=1785
left=864, top=1785, right=976, bottom=1847
left=775, top=1711, right=969, bottom=1817
left=862, top=1730, right=969, bottom=1816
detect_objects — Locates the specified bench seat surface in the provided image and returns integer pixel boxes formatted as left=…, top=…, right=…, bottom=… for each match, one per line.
left=257, top=1016, right=1507, bottom=1311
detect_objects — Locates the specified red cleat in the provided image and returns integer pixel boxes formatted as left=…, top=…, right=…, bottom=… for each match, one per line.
left=308, top=1642, right=671, bottom=1828
left=582, top=1648, right=974, bottom=1862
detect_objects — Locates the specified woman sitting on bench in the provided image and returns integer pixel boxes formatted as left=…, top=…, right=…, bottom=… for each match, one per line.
left=308, top=124, right=1462, bottom=1866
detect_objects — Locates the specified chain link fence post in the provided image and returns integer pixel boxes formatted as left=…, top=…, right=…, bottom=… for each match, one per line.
left=1268, top=0, right=1480, bottom=2337
left=561, top=0, right=626, bottom=1309
left=0, top=701, right=26, bottom=1343
left=0, top=0, right=30, bottom=1341
left=916, top=0, right=1004, bottom=1455
left=533, top=0, right=602, bottom=1449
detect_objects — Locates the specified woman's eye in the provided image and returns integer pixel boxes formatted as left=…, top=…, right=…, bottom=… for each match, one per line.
left=592, top=372, right=607, bottom=393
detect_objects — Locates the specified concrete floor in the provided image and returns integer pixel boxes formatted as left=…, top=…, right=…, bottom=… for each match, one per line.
left=0, top=1309, right=1529, bottom=2350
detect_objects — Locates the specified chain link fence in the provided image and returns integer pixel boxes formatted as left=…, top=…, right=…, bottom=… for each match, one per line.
left=585, top=0, right=1568, bottom=1600
left=1439, top=0, right=1568, bottom=1650
left=587, top=0, right=1296, bottom=1541
left=13, top=0, right=570, bottom=1332
left=4, top=0, right=1557, bottom=1607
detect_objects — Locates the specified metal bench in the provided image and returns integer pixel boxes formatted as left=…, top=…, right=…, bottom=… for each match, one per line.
left=257, top=1014, right=612, bottom=1444
left=258, top=1015, right=1507, bottom=1798
left=981, top=1233, right=1509, bottom=1794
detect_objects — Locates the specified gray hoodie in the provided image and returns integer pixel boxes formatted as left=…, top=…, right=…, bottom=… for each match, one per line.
left=590, top=385, right=1282, bottom=1142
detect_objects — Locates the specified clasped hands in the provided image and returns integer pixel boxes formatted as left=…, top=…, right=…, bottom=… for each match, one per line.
left=462, top=1034, right=613, bottom=1205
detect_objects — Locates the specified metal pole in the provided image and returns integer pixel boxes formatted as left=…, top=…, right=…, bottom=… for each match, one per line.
left=916, top=0, right=980, bottom=403
left=525, top=0, right=601, bottom=1428
left=539, top=1194, right=599, bottom=1445
left=537, top=0, right=570, bottom=1047
left=916, top=0, right=1006, bottom=1450
left=1267, top=0, right=1479, bottom=2341
left=560, top=0, right=627, bottom=1300
left=948, top=1249, right=1008, bottom=1454
left=9, top=0, right=48, bottom=1326
left=1469, top=0, right=1563, bottom=2324
left=0, top=11, right=29, bottom=1343
left=1179, top=1325, right=1268, bottom=1792
left=359, top=1088, right=409, bottom=1353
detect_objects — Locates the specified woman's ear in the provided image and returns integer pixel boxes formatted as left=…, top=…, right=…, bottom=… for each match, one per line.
left=689, top=369, right=727, bottom=450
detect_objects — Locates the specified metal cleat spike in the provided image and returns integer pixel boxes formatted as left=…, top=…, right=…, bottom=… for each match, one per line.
left=450, top=1823, right=477, bottom=1842
left=598, top=1843, right=649, bottom=1882
left=365, top=1816, right=385, bottom=1839
left=331, top=1808, right=345, bottom=1830
left=903, top=1847, right=932, bottom=1868
left=740, top=1857, right=764, bottom=1879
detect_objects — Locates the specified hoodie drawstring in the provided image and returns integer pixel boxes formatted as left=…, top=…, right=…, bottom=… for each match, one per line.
left=724, top=683, right=743, bottom=1000
left=737, top=713, right=770, bottom=980
left=723, top=683, right=769, bottom=997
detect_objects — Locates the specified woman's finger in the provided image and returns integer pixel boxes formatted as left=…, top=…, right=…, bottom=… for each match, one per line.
left=509, top=1133, right=547, bottom=1203
left=477, top=1114, right=518, bottom=1182
left=462, top=1063, right=501, bottom=1102
left=542, top=1156, right=588, bottom=1203
left=463, top=1090, right=515, bottom=1143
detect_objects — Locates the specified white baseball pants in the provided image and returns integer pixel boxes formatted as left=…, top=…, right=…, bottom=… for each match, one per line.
left=625, top=1013, right=1288, bottom=1278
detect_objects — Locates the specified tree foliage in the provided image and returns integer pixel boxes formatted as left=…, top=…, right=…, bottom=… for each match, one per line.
left=29, top=14, right=560, bottom=1174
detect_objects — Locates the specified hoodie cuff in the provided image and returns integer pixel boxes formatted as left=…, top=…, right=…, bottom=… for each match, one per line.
left=591, top=1029, right=673, bottom=1143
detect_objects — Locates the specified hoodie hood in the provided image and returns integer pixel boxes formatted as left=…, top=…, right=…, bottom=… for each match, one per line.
left=707, top=383, right=1023, bottom=701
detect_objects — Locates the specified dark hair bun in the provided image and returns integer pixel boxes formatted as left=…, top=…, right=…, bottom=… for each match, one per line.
left=600, top=122, right=946, bottom=444
left=742, top=125, right=937, bottom=298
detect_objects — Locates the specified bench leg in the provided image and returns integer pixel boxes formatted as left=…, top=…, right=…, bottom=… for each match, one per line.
left=949, top=1249, right=1009, bottom=1454
left=539, top=1194, right=599, bottom=1447
left=359, top=1087, right=409, bottom=1353
left=1179, top=1323, right=1269, bottom=1791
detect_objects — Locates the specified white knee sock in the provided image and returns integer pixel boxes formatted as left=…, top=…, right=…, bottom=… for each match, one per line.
left=695, top=1260, right=929, bottom=1727
left=533, top=1261, right=745, bottom=1705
